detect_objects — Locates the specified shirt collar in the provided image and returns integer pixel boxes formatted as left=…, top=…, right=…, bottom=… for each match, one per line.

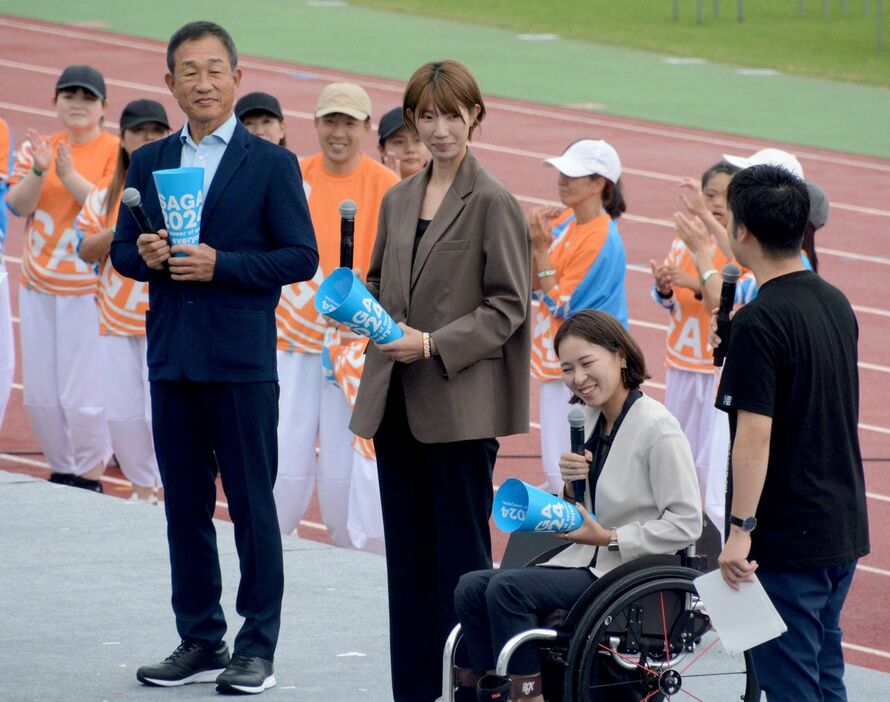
left=179, top=113, right=238, bottom=148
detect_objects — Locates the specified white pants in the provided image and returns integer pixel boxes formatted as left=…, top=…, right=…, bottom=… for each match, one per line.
left=0, top=264, right=14, bottom=430
left=539, top=379, right=573, bottom=493
left=100, top=335, right=160, bottom=489
left=663, top=367, right=729, bottom=539
left=274, top=350, right=355, bottom=546
left=19, top=287, right=112, bottom=475
left=347, top=452, right=385, bottom=555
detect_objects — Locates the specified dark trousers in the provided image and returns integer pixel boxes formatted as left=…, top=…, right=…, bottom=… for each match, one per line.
left=454, top=567, right=596, bottom=675
left=751, top=560, right=858, bottom=702
left=373, top=375, right=498, bottom=702
left=151, top=380, right=283, bottom=661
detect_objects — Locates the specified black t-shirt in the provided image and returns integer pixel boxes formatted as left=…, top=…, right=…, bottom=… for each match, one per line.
left=716, top=270, right=869, bottom=568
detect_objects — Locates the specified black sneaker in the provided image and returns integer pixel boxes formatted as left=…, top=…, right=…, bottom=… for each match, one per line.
left=216, top=653, right=276, bottom=695
left=48, top=472, right=104, bottom=493
left=136, top=641, right=230, bottom=687
left=68, top=475, right=104, bottom=493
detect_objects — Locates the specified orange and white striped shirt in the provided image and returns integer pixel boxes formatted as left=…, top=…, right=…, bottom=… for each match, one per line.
left=326, top=329, right=376, bottom=459
left=75, top=180, right=149, bottom=336
left=531, top=211, right=627, bottom=380
left=276, top=154, right=399, bottom=354
left=652, top=237, right=733, bottom=373
left=7, top=131, right=118, bottom=295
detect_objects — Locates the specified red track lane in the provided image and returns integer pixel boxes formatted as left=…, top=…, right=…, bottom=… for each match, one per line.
left=1, top=16, right=888, bottom=674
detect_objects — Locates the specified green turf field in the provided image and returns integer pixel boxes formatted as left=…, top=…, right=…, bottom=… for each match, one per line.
left=355, top=0, right=890, bottom=88
left=2, top=0, right=889, bottom=157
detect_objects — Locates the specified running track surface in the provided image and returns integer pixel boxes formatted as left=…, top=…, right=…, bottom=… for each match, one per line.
left=1, top=16, right=888, bottom=674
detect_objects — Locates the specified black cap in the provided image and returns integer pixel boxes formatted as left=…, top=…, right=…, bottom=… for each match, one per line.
left=805, top=181, right=830, bottom=229
left=119, top=99, right=170, bottom=131
left=377, top=107, right=406, bottom=146
left=235, top=92, right=284, bottom=121
left=56, top=64, right=106, bottom=101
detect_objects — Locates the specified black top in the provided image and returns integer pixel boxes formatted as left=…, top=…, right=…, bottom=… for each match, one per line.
left=413, top=218, right=431, bottom=264
left=584, top=389, right=643, bottom=514
left=716, top=270, right=869, bottom=568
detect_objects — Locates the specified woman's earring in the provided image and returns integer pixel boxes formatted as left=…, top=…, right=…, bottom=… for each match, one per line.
left=620, top=362, right=628, bottom=383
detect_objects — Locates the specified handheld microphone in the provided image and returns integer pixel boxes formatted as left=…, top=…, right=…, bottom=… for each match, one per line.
left=568, top=406, right=587, bottom=504
left=122, top=187, right=155, bottom=234
left=339, top=199, right=357, bottom=270
left=713, top=263, right=741, bottom=367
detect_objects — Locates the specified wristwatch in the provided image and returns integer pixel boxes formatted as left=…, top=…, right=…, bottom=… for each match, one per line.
left=730, top=515, right=758, bottom=533
left=607, top=528, right=619, bottom=552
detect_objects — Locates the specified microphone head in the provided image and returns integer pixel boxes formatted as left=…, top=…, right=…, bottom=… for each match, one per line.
left=568, top=406, right=586, bottom=429
left=721, top=263, right=741, bottom=285
left=339, top=199, right=358, bottom=219
left=122, top=187, right=142, bottom=208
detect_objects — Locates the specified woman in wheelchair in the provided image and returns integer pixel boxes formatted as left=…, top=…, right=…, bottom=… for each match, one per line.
left=454, top=310, right=703, bottom=701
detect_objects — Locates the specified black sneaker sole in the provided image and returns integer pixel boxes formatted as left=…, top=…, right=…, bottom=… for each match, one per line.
left=137, top=668, right=227, bottom=686
left=216, top=674, right=277, bottom=695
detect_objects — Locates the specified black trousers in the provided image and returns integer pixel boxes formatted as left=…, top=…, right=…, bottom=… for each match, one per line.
left=373, top=374, right=498, bottom=702
left=151, top=380, right=283, bottom=661
left=454, top=566, right=596, bottom=675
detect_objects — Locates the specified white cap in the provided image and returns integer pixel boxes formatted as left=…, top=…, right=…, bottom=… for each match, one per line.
left=545, top=139, right=622, bottom=183
left=722, top=147, right=804, bottom=178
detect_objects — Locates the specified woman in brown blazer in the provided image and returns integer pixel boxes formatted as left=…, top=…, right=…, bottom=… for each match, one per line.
left=350, top=60, right=531, bottom=702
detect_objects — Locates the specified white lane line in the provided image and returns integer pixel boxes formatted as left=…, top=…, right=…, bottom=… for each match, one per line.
left=4, top=17, right=890, bottom=176
left=5, top=256, right=890, bottom=371
left=3, top=47, right=890, bottom=217
left=516, top=195, right=890, bottom=267
left=841, top=642, right=890, bottom=660
left=857, top=564, right=890, bottom=578
left=0, top=452, right=328, bottom=531
left=0, top=100, right=121, bottom=128
left=867, top=492, right=890, bottom=504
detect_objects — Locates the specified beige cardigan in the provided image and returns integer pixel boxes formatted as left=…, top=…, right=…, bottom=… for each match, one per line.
left=542, top=395, right=703, bottom=576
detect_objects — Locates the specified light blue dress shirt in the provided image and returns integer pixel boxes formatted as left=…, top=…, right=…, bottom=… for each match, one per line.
left=178, top=113, right=237, bottom=194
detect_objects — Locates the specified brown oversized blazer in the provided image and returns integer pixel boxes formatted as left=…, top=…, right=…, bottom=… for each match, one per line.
left=350, top=150, right=531, bottom=444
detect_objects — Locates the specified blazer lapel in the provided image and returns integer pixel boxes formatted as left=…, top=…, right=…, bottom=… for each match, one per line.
left=409, top=151, right=478, bottom=290
left=395, top=170, right=427, bottom=308
left=159, top=132, right=182, bottom=170
left=200, top=123, right=250, bottom=226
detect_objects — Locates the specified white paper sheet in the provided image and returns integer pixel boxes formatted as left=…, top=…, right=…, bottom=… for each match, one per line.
left=694, top=569, right=787, bottom=655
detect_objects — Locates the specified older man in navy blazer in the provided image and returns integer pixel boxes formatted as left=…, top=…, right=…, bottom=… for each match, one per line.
left=111, top=21, right=317, bottom=695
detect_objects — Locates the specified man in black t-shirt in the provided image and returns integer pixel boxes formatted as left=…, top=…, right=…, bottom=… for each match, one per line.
left=714, top=165, right=869, bottom=702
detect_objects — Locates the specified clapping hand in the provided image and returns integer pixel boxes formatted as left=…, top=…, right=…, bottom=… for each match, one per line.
left=55, top=142, right=74, bottom=178
left=26, top=129, right=52, bottom=173
left=674, top=211, right=710, bottom=255
left=679, top=177, right=707, bottom=217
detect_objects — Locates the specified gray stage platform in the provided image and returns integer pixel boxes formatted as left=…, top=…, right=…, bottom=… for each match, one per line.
left=2, top=470, right=889, bottom=701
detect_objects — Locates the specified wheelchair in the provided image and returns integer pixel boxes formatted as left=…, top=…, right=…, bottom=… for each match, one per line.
left=442, top=532, right=760, bottom=702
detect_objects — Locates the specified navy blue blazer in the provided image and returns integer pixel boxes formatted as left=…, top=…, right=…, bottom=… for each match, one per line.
left=110, top=122, right=318, bottom=383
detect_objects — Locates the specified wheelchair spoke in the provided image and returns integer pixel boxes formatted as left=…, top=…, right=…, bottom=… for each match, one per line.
left=679, top=634, right=721, bottom=674
left=680, top=689, right=706, bottom=701
left=639, top=689, right=662, bottom=702
left=596, top=642, right=658, bottom=675
left=659, top=591, right=672, bottom=667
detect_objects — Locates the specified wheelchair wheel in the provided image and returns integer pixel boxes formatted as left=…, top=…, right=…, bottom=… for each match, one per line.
left=564, top=573, right=759, bottom=702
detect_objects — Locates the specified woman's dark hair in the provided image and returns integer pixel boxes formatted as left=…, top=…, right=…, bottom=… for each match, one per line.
left=700, top=160, right=740, bottom=189
left=802, top=222, right=818, bottom=274
left=600, top=177, right=626, bottom=219
left=104, top=143, right=129, bottom=218
left=554, top=310, right=649, bottom=401
left=403, top=60, right=485, bottom=139
left=241, top=109, right=287, bottom=148
left=167, top=21, right=238, bottom=73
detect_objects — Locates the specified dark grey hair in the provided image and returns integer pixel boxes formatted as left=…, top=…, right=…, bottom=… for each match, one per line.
left=167, top=21, right=238, bottom=73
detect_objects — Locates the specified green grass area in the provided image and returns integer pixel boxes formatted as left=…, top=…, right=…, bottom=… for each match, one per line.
left=353, top=0, right=890, bottom=87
